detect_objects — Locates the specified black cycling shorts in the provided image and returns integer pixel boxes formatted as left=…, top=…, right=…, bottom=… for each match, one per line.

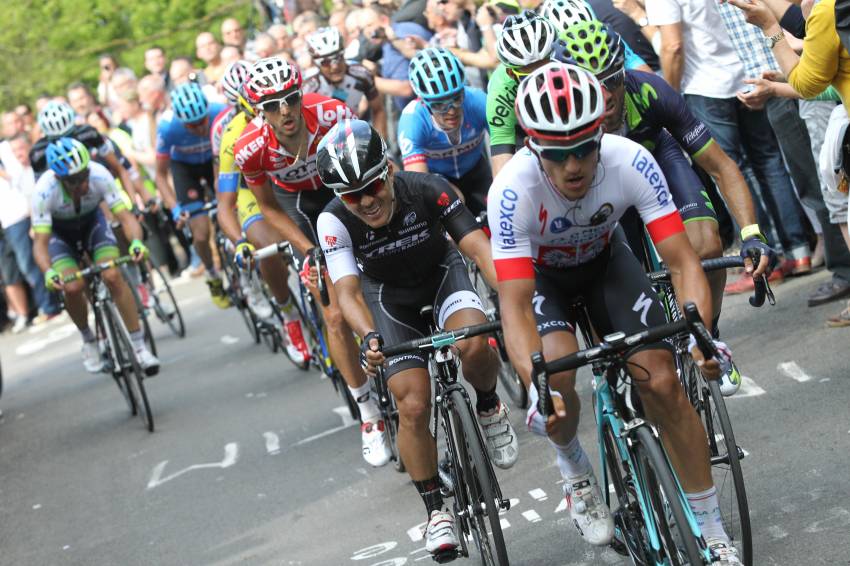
left=533, top=230, right=671, bottom=353
left=653, top=130, right=717, bottom=224
left=445, top=154, right=491, bottom=218
left=361, top=247, right=484, bottom=379
left=171, top=160, right=215, bottom=215
left=274, top=187, right=335, bottom=260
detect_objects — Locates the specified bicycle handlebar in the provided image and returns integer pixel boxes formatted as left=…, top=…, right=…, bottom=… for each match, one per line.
left=253, top=241, right=294, bottom=261
left=60, top=255, right=135, bottom=283
left=382, top=319, right=502, bottom=358
left=531, top=301, right=715, bottom=418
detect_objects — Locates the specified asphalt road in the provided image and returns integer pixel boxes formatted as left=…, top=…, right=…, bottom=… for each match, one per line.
left=0, top=269, right=848, bottom=566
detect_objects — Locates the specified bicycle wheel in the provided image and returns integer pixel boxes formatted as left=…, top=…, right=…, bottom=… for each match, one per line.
left=685, top=358, right=751, bottom=565
left=148, top=262, right=185, bottom=338
left=493, top=331, right=528, bottom=410
left=331, top=369, right=361, bottom=422
left=450, top=389, right=509, bottom=566
left=633, top=425, right=702, bottom=565
left=97, top=302, right=135, bottom=414
left=107, top=300, right=154, bottom=432
left=123, top=265, right=157, bottom=356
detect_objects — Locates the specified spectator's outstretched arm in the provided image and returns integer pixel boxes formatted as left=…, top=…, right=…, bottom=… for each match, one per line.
left=450, top=47, right=499, bottom=71
left=658, top=23, right=685, bottom=92
left=374, top=76, right=414, bottom=98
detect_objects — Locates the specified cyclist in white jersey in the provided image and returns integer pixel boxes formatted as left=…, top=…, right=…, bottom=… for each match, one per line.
left=489, top=62, right=741, bottom=564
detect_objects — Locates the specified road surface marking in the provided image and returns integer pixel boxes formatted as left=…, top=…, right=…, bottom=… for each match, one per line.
left=734, top=376, right=766, bottom=398
left=221, top=335, right=240, bottom=345
left=555, top=498, right=568, bottom=513
left=522, top=510, right=542, bottom=523
left=803, top=507, right=850, bottom=533
left=500, top=518, right=510, bottom=529
left=777, top=361, right=812, bottom=382
left=528, top=488, right=547, bottom=501
left=333, top=406, right=358, bottom=427
left=263, top=432, right=280, bottom=455
left=146, top=443, right=239, bottom=489
left=499, top=498, right=520, bottom=515
left=406, top=522, right=427, bottom=542
left=766, top=525, right=788, bottom=539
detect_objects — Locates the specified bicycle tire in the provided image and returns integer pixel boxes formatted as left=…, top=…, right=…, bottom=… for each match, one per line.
left=633, top=425, right=702, bottom=565
left=123, top=265, right=157, bottom=357
left=494, top=333, right=528, bottom=410
left=601, top=418, right=650, bottom=565
left=97, top=302, right=135, bottom=415
left=450, top=388, right=509, bottom=566
left=107, top=300, right=154, bottom=432
left=148, top=262, right=185, bottom=338
left=332, top=369, right=361, bottom=422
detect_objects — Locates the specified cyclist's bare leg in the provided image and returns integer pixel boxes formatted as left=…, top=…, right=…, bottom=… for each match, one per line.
left=685, top=219, right=725, bottom=317
left=388, top=367, right=436, bottom=481
left=444, top=308, right=500, bottom=391
left=541, top=330, right=581, bottom=443
left=60, top=270, right=90, bottom=331
left=189, top=215, right=215, bottom=272
left=245, top=220, right=292, bottom=304
left=102, top=266, right=141, bottom=333
left=627, top=347, right=713, bottom=492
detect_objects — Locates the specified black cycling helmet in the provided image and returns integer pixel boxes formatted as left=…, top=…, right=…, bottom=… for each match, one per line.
left=316, top=119, right=388, bottom=194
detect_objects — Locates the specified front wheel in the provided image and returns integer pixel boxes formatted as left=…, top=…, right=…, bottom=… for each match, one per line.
left=107, top=301, right=154, bottom=432
left=450, top=389, right=509, bottom=566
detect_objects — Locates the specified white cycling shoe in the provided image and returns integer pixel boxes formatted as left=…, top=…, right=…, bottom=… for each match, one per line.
left=243, top=275, right=273, bottom=321
left=478, top=401, right=519, bottom=469
left=135, top=347, right=160, bottom=377
left=425, top=509, right=459, bottom=555
left=361, top=419, right=392, bottom=467
left=718, top=362, right=742, bottom=397
left=564, top=471, right=615, bottom=546
left=81, top=341, right=105, bottom=373
left=707, top=538, right=742, bottom=565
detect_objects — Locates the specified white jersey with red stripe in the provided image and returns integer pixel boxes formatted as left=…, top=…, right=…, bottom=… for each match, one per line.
left=488, top=134, right=684, bottom=281
left=233, top=93, right=355, bottom=193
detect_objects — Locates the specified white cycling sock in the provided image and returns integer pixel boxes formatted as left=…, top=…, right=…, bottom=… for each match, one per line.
left=550, top=435, right=592, bottom=481
left=80, top=327, right=96, bottom=343
left=130, top=329, right=146, bottom=352
left=686, top=487, right=727, bottom=541
left=349, top=381, right=380, bottom=423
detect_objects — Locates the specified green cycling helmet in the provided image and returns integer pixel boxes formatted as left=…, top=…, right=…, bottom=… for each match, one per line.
left=557, top=19, right=624, bottom=76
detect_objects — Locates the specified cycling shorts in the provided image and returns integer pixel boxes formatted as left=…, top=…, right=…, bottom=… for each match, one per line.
left=653, top=130, right=717, bottom=224
left=48, top=209, right=119, bottom=272
left=237, top=188, right=264, bottom=233
left=533, top=229, right=671, bottom=353
left=274, top=187, right=335, bottom=260
left=171, top=160, right=215, bottom=216
left=444, top=155, right=491, bottom=218
left=361, top=247, right=485, bottom=379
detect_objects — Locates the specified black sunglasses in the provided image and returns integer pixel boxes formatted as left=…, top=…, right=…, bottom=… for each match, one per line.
left=61, top=169, right=90, bottom=187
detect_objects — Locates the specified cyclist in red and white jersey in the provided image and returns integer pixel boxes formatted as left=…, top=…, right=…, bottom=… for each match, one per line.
left=490, top=62, right=742, bottom=564
left=235, top=57, right=391, bottom=467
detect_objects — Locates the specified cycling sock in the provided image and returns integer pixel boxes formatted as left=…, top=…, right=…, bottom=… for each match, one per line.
left=711, top=314, right=721, bottom=340
left=550, top=435, right=592, bottom=481
left=474, top=384, right=500, bottom=414
left=80, top=327, right=95, bottom=343
left=349, top=381, right=379, bottom=422
left=130, top=329, right=145, bottom=352
left=686, top=487, right=726, bottom=541
left=206, top=268, right=220, bottom=279
left=414, top=476, right=444, bottom=517
left=279, top=295, right=298, bottom=321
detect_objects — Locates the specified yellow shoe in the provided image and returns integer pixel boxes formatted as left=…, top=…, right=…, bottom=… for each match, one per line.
left=206, top=278, right=232, bottom=309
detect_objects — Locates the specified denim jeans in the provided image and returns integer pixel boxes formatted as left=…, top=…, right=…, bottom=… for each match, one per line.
left=684, top=94, right=810, bottom=256
left=767, top=97, right=850, bottom=282
left=2, top=218, right=61, bottom=315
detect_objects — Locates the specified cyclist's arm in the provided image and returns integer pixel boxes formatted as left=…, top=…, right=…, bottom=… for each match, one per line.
left=249, top=181, right=314, bottom=255
left=31, top=189, right=53, bottom=273
left=32, top=231, right=52, bottom=273
left=155, top=156, right=177, bottom=209
left=398, top=105, right=430, bottom=173
left=691, top=142, right=757, bottom=230
left=216, top=191, right=241, bottom=244
left=114, top=207, right=144, bottom=243
left=369, top=94, right=388, bottom=140
left=458, top=230, right=497, bottom=289
left=333, top=275, right=377, bottom=339
left=497, top=277, right=539, bottom=388
left=491, top=152, right=513, bottom=177
left=655, top=231, right=713, bottom=331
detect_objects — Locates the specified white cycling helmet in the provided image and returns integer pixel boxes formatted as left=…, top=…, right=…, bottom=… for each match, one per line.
left=38, top=101, right=76, bottom=137
left=538, top=0, right=595, bottom=33
left=496, top=10, right=558, bottom=68
left=515, top=62, right=605, bottom=141
left=244, top=57, right=302, bottom=105
left=306, top=27, right=344, bottom=58
left=221, top=60, right=251, bottom=105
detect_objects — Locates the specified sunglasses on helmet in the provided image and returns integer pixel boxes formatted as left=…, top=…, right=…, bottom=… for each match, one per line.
left=257, top=90, right=302, bottom=113
left=600, top=67, right=625, bottom=91
left=337, top=171, right=388, bottom=205
left=185, top=116, right=208, bottom=128
left=527, top=131, right=603, bottom=162
left=425, top=91, right=465, bottom=114
left=316, top=54, right=346, bottom=68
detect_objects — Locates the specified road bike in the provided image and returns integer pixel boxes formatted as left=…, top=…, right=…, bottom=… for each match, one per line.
left=532, top=302, right=721, bottom=565
left=383, top=311, right=510, bottom=565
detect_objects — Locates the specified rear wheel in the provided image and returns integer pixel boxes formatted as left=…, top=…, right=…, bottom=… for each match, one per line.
left=148, top=262, right=185, bottom=338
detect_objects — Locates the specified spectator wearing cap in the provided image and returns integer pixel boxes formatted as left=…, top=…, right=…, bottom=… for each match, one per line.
left=196, top=32, right=227, bottom=85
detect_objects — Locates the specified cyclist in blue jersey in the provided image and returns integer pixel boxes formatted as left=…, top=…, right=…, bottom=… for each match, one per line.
left=155, top=81, right=230, bottom=308
left=398, top=48, right=490, bottom=215
left=555, top=22, right=775, bottom=395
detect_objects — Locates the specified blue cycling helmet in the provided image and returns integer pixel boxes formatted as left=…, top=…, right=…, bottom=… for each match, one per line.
left=46, top=137, right=91, bottom=177
left=408, top=48, right=466, bottom=101
left=170, top=82, right=209, bottom=123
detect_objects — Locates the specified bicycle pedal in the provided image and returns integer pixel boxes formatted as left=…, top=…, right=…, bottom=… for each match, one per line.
left=499, top=498, right=511, bottom=511
left=431, top=548, right=459, bottom=563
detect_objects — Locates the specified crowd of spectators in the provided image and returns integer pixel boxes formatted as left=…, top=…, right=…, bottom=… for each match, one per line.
left=2, top=0, right=850, bottom=332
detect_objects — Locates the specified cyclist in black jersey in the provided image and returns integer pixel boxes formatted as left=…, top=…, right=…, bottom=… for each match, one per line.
left=316, top=119, right=518, bottom=557
left=32, top=101, right=144, bottom=204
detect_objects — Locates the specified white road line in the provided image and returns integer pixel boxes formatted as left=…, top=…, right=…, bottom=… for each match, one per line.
left=292, top=423, right=355, bottom=446
left=528, top=488, right=547, bottom=501
left=499, top=498, right=520, bottom=515
left=777, top=361, right=813, bottom=382
left=521, top=510, right=542, bottom=523
left=220, top=335, right=240, bottom=345
left=766, top=525, right=788, bottom=539
left=332, top=406, right=358, bottom=427
left=734, top=376, right=766, bottom=398
left=146, top=443, right=239, bottom=490
left=263, top=432, right=281, bottom=455
left=500, top=518, right=510, bottom=529
left=555, top=498, right=568, bottom=513
left=406, top=522, right=427, bottom=542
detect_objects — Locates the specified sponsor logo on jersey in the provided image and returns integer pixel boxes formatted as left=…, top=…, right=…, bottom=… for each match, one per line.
left=234, top=134, right=267, bottom=167
left=549, top=217, right=571, bottom=234
left=437, top=192, right=450, bottom=207
left=488, top=86, right=519, bottom=129
left=399, top=220, right=427, bottom=235
left=364, top=228, right=430, bottom=259
left=422, top=131, right=485, bottom=160
left=683, top=123, right=706, bottom=147
left=498, top=188, right=518, bottom=249
left=403, top=211, right=417, bottom=226
left=317, top=103, right=352, bottom=128
left=440, top=199, right=461, bottom=218
left=631, top=150, right=670, bottom=206
left=325, top=235, right=338, bottom=247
